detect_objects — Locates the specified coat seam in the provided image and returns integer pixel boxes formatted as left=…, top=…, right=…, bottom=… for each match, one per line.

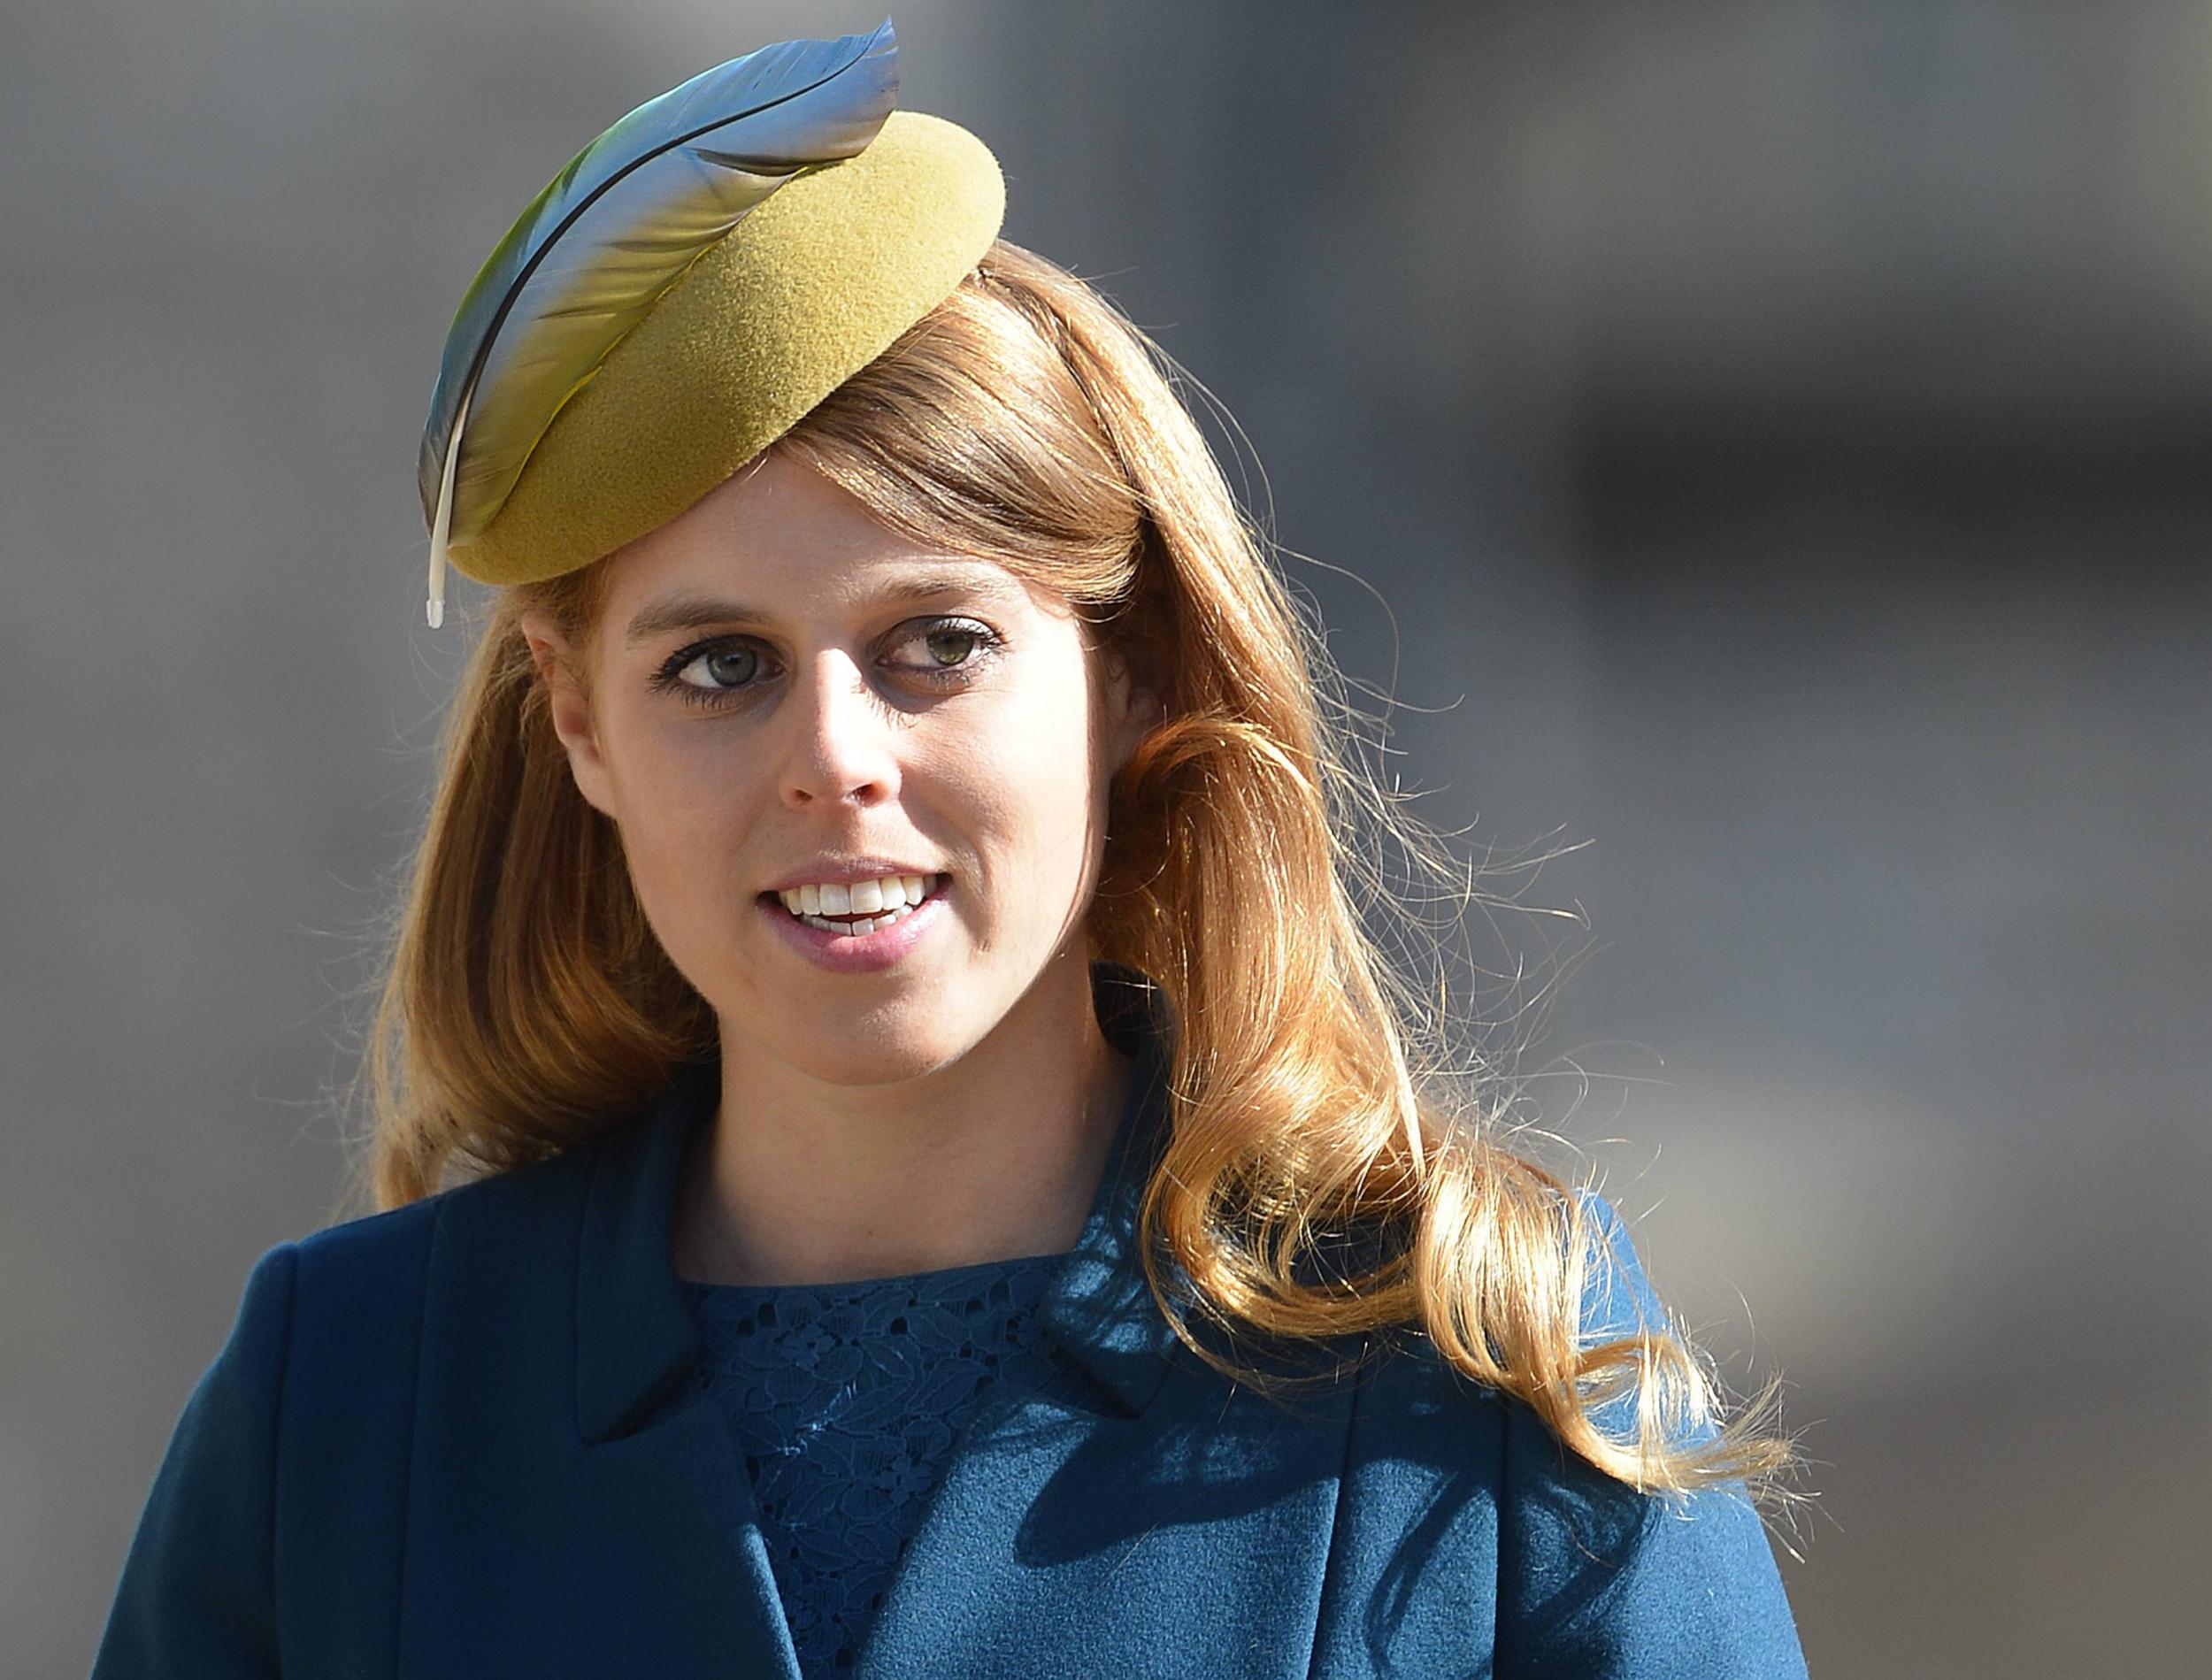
left=1300, top=1367, right=1364, bottom=1680
left=390, top=1196, right=448, bottom=1677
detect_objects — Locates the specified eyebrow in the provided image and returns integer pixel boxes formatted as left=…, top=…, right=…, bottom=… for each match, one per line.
left=622, top=564, right=1024, bottom=648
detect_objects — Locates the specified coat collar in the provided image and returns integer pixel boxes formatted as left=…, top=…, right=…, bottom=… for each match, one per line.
left=575, top=962, right=1182, bottom=1445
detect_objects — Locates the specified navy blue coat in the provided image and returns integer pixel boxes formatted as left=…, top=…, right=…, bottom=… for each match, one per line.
left=94, top=970, right=1808, bottom=1676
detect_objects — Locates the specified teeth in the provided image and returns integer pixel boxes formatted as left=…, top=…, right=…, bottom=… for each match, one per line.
left=794, top=901, right=919, bottom=936
left=776, top=872, right=939, bottom=921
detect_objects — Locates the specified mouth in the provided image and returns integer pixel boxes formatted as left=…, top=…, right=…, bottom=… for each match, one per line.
left=757, top=871, right=950, bottom=938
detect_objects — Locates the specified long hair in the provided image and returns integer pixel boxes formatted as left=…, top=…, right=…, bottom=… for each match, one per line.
left=351, top=238, right=1791, bottom=1500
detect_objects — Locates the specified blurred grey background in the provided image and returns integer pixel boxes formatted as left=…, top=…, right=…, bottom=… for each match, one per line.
left=8, top=1, right=2208, bottom=1674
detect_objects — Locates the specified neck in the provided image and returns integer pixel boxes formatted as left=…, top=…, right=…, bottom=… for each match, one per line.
left=674, top=958, right=1132, bottom=1287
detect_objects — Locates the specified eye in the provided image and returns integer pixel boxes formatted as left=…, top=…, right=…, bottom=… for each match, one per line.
left=650, top=637, right=774, bottom=709
left=885, top=617, right=1002, bottom=686
left=689, top=645, right=761, bottom=687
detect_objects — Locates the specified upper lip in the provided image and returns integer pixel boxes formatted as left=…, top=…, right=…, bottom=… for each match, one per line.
left=760, top=858, right=947, bottom=894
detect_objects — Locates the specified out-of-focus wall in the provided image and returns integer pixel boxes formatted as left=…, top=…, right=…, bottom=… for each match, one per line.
left=8, top=3, right=2207, bottom=1674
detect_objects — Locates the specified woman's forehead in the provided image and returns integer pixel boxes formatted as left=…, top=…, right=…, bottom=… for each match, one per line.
left=588, top=452, right=1089, bottom=652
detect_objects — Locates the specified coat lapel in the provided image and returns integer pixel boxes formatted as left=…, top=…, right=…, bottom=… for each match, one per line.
left=396, top=1050, right=800, bottom=1677
left=571, top=1053, right=803, bottom=1678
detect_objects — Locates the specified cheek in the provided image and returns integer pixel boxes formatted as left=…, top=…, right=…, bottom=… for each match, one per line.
left=600, top=719, right=759, bottom=934
left=956, top=662, right=1110, bottom=891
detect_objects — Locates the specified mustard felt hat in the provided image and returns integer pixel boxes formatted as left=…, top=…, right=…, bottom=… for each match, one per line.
left=414, top=19, right=1004, bottom=625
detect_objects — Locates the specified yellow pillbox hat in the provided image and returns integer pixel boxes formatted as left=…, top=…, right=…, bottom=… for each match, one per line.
left=415, top=20, right=1004, bottom=624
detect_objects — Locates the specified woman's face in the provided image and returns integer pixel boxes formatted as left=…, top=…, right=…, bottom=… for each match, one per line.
left=522, top=449, right=1156, bottom=1086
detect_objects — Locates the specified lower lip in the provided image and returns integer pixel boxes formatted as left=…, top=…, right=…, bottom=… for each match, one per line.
left=757, top=883, right=949, bottom=974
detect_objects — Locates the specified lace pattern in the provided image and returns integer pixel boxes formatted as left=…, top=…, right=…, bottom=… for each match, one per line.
left=683, top=1253, right=1065, bottom=1677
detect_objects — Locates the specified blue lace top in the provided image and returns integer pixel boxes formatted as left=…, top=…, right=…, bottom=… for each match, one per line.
left=681, top=1253, right=1066, bottom=1677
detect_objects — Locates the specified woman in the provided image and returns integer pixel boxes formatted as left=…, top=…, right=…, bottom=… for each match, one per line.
left=95, top=22, right=1807, bottom=1678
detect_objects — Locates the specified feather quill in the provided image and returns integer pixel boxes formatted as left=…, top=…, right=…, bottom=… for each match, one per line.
left=417, top=19, right=899, bottom=625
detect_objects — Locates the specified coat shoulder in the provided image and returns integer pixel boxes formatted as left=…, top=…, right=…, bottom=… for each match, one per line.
left=1314, top=1191, right=1809, bottom=1677
left=295, top=1129, right=608, bottom=1268
left=279, top=1135, right=611, bottom=1395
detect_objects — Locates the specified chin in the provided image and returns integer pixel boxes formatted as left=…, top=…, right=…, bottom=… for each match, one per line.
left=733, top=993, right=983, bottom=1087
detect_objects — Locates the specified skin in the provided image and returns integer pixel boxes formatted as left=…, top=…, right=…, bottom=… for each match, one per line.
left=522, top=448, right=1161, bottom=1286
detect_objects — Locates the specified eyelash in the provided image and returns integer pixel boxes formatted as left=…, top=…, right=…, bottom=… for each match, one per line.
left=647, top=617, right=1006, bottom=711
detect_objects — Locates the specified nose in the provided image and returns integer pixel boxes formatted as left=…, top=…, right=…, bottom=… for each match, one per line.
left=776, top=648, right=901, bottom=811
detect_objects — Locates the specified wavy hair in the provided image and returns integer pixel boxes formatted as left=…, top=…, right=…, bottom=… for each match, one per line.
left=349, top=238, right=1792, bottom=1502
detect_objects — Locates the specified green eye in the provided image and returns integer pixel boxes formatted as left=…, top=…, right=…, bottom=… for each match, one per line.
left=893, top=617, right=1002, bottom=685
left=923, top=628, right=979, bottom=666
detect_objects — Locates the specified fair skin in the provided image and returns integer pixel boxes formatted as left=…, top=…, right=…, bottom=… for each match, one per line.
left=521, top=448, right=1161, bottom=1287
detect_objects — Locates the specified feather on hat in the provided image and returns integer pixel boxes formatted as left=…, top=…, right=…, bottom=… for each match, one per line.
left=415, top=18, right=1004, bottom=625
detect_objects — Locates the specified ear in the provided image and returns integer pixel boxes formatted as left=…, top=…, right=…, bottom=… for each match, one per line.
left=1098, top=639, right=1169, bottom=777
left=518, top=610, right=618, bottom=819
